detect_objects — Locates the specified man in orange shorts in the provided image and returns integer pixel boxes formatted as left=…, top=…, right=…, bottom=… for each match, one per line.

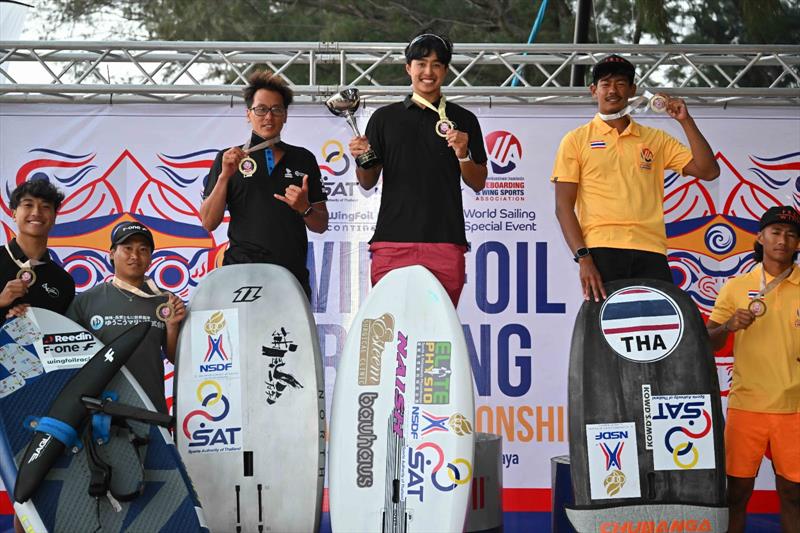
left=706, top=205, right=800, bottom=533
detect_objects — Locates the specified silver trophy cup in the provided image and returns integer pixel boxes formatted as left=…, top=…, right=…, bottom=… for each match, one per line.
left=325, top=88, right=380, bottom=169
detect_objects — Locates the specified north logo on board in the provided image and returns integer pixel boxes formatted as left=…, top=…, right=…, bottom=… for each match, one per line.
left=262, top=327, right=303, bottom=405
left=405, top=441, right=472, bottom=502
left=182, top=380, right=242, bottom=453
left=414, top=341, right=452, bottom=404
left=599, top=286, right=684, bottom=363
left=358, top=313, right=394, bottom=386
left=585, top=422, right=641, bottom=500
left=232, top=286, right=262, bottom=303
left=651, top=394, right=715, bottom=471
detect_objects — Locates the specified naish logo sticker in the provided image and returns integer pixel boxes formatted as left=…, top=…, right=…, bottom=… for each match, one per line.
left=358, top=313, right=394, bottom=386
left=599, top=286, right=684, bottom=363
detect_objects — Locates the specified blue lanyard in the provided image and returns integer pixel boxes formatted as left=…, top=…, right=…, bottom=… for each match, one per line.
left=266, top=148, right=275, bottom=175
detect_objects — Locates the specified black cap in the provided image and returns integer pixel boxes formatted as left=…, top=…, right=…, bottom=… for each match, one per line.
left=591, top=54, right=636, bottom=85
left=110, top=221, right=155, bottom=249
left=759, top=205, right=800, bottom=233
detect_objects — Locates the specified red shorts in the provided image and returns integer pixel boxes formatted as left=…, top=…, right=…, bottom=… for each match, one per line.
left=369, top=242, right=467, bottom=306
left=725, top=408, right=800, bottom=482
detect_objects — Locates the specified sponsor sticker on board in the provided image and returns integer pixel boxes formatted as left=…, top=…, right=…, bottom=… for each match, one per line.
left=181, top=378, right=243, bottom=454
left=414, top=341, right=452, bottom=404
left=651, top=394, right=715, bottom=471
left=599, top=286, right=684, bottom=363
left=358, top=313, right=394, bottom=386
left=586, top=422, right=641, bottom=500
left=191, top=309, right=240, bottom=377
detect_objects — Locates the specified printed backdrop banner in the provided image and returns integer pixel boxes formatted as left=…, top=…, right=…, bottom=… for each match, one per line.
left=0, top=103, right=798, bottom=501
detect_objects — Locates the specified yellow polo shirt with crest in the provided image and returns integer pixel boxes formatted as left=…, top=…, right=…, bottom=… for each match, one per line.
left=709, top=264, right=800, bottom=413
left=550, top=115, right=693, bottom=254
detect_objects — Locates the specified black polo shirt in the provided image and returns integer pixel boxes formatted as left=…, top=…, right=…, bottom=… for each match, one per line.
left=365, top=95, right=488, bottom=245
left=0, top=238, right=75, bottom=317
left=203, top=133, right=327, bottom=289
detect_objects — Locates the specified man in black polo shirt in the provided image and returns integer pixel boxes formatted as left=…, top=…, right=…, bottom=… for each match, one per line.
left=0, top=180, right=74, bottom=318
left=348, top=32, right=488, bottom=306
left=201, top=71, right=328, bottom=299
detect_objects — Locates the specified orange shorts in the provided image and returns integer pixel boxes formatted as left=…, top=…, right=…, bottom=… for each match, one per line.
left=725, top=408, right=800, bottom=482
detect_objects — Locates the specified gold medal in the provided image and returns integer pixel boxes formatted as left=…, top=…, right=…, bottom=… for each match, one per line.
left=435, top=119, right=456, bottom=138
left=155, top=302, right=174, bottom=322
left=239, top=156, right=257, bottom=178
left=16, top=268, right=36, bottom=285
left=748, top=298, right=766, bottom=317
left=649, top=94, right=669, bottom=113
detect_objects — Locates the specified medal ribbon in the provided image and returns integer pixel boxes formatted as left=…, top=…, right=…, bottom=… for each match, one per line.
left=754, top=264, right=794, bottom=301
left=243, top=134, right=281, bottom=175
left=597, top=90, right=661, bottom=121
left=4, top=243, right=43, bottom=269
left=111, top=276, right=165, bottom=299
left=411, top=92, right=449, bottom=123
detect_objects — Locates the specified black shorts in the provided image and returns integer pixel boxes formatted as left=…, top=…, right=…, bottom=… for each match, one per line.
left=589, top=247, right=674, bottom=284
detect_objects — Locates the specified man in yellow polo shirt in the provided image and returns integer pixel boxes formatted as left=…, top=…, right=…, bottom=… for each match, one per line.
left=551, top=54, right=720, bottom=301
left=706, top=205, right=800, bottom=533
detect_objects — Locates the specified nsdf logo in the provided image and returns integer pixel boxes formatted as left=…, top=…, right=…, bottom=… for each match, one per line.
left=485, top=131, right=522, bottom=174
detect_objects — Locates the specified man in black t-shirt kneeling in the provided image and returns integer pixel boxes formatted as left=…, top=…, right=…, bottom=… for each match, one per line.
left=348, top=32, right=488, bottom=306
left=201, top=71, right=329, bottom=300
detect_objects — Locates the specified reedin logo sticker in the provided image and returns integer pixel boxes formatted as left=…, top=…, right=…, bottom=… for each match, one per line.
left=358, top=313, right=394, bottom=386
left=485, top=130, right=523, bottom=174
left=182, top=379, right=242, bottom=453
left=599, top=286, right=684, bottom=363
left=651, top=394, right=715, bottom=471
left=191, top=309, right=240, bottom=377
left=414, top=341, right=452, bottom=404
left=34, top=330, right=97, bottom=371
left=586, top=422, right=641, bottom=499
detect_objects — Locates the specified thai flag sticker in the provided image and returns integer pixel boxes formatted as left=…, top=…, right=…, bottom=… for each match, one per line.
left=590, top=141, right=606, bottom=149
left=599, top=286, right=684, bottom=363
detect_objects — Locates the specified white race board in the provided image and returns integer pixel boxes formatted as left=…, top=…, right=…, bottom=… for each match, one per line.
left=174, top=264, right=324, bottom=533
left=329, top=265, right=476, bottom=532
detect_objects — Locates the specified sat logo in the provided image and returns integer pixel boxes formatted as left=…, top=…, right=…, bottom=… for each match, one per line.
left=182, top=380, right=242, bottom=451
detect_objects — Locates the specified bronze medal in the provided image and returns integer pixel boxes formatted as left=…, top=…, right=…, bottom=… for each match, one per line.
left=435, top=119, right=455, bottom=137
left=239, top=156, right=257, bottom=177
left=16, top=268, right=36, bottom=286
left=649, top=94, right=669, bottom=113
left=748, top=298, right=766, bottom=317
left=156, top=302, right=174, bottom=322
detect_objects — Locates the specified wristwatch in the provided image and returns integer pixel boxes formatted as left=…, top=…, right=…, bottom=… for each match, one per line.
left=573, top=247, right=591, bottom=263
left=457, top=152, right=471, bottom=163
left=301, top=205, right=313, bottom=217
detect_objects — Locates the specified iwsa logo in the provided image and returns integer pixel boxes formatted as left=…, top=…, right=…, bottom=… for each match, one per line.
left=406, top=442, right=472, bottom=502
left=182, top=380, right=242, bottom=452
left=651, top=394, right=715, bottom=471
left=485, top=130, right=523, bottom=174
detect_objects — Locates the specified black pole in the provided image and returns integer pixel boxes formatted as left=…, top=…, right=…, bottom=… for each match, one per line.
left=570, top=0, right=593, bottom=86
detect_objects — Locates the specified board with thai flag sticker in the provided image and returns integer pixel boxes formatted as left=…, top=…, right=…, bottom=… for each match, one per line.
left=565, top=279, right=728, bottom=533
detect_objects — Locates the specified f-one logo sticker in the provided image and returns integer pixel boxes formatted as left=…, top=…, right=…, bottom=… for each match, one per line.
left=599, top=286, right=684, bottom=363
left=406, top=442, right=472, bottom=502
left=414, top=341, right=451, bottom=404
left=651, top=394, right=715, bottom=471
left=232, top=286, right=262, bottom=303
left=182, top=380, right=242, bottom=453
left=585, top=422, right=641, bottom=500
left=358, top=313, right=394, bottom=386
